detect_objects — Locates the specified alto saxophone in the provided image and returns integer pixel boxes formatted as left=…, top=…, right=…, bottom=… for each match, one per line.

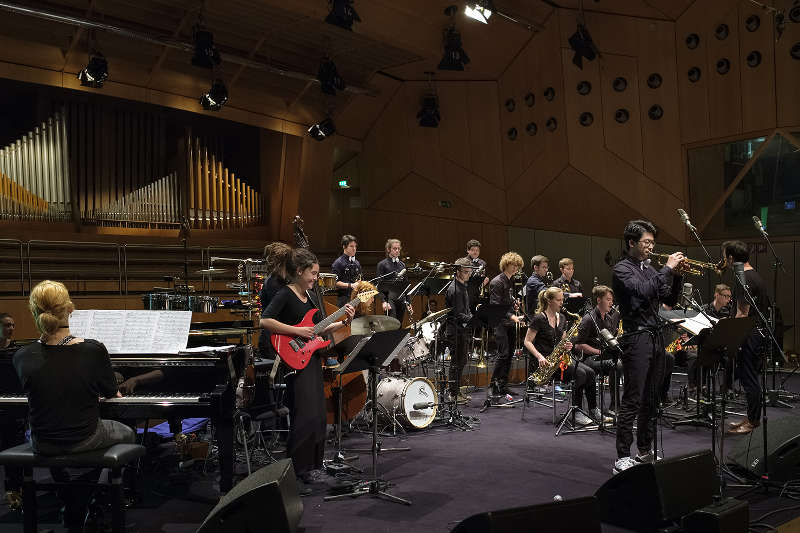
left=530, top=310, right=581, bottom=386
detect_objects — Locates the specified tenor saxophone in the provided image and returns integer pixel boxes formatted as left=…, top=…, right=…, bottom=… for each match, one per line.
left=530, top=310, right=581, bottom=386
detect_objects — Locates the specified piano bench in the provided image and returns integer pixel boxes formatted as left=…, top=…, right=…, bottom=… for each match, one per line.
left=0, top=443, right=146, bottom=533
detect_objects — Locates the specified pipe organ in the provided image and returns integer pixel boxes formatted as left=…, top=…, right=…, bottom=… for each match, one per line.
left=0, top=106, right=263, bottom=230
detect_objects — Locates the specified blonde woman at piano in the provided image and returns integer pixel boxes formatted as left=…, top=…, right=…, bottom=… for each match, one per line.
left=13, top=280, right=135, bottom=456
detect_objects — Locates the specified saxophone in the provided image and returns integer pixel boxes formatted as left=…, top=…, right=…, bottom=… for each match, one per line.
left=530, top=310, right=581, bottom=386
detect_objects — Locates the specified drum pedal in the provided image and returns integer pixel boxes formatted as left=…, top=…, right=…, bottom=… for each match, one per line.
left=325, top=462, right=352, bottom=475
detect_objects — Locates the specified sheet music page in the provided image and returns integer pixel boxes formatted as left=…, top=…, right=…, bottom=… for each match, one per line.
left=120, top=311, right=159, bottom=353
left=68, top=310, right=94, bottom=338
left=87, top=310, right=126, bottom=353
left=669, top=313, right=717, bottom=336
left=151, top=311, right=192, bottom=354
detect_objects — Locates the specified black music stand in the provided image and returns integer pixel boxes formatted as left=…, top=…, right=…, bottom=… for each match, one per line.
left=473, top=304, right=516, bottom=412
left=325, top=329, right=412, bottom=505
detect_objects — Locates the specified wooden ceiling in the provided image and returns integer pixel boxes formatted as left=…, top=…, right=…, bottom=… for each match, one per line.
left=0, top=0, right=696, bottom=135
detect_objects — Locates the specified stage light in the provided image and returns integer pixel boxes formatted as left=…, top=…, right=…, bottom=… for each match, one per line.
left=192, top=24, right=221, bottom=69
left=417, top=95, right=441, bottom=128
left=568, top=24, right=598, bottom=69
left=77, top=52, right=108, bottom=88
left=438, top=26, right=470, bottom=71
left=200, top=79, right=228, bottom=111
left=326, top=0, right=361, bottom=31
left=464, top=1, right=494, bottom=24
left=317, top=57, right=345, bottom=96
left=308, top=118, right=336, bottom=141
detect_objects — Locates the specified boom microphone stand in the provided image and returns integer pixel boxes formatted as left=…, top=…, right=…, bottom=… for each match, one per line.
left=752, top=216, right=793, bottom=408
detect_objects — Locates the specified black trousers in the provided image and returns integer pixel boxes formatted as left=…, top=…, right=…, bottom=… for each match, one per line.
left=491, top=324, right=516, bottom=385
left=446, top=330, right=470, bottom=395
left=737, top=330, right=765, bottom=423
left=285, top=355, right=326, bottom=476
left=387, top=298, right=406, bottom=326
left=583, top=356, right=622, bottom=412
left=0, top=414, right=25, bottom=492
left=558, top=362, right=597, bottom=411
left=616, top=333, right=666, bottom=458
left=661, top=351, right=675, bottom=402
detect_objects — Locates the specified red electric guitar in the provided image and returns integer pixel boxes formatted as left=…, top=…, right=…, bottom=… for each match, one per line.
left=271, top=289, right=377, bottom=370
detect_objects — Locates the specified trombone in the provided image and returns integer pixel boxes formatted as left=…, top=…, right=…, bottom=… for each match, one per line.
left=649, top=252, right=725, bottom=276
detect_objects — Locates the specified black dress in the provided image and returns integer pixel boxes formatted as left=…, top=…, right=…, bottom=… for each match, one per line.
left=263, top=286, right=326, bottom=476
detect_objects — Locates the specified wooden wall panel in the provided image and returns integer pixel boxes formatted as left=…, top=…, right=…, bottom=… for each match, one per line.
left=561, top=49, right=605, bottom=179
left=600, top=54, right=643, bottom=172
left=505, top=147, right=566, bottom=225
left=480, top=223, right=510, bottom=277
left=466, top=82, right=504, bottom=189
left=440, top=160, right=505, bottom=224
left=676, top=3, right=712, bottom=143
left=706, top=5, right=743, bottom=137
left=738, top=1, right=776, bottom=131
left=498, top=50, right=527, bottom=186
left=404, top=82, right=443, bottom=182
left=260, top=130, right=285, bottom=240
left=637, top=19, right=683, bottom=197
left=335, top=73, right=403, bottom=140
left=775, top=0, right=800, bottom=126
left=277, top=135, right=304, bottom=242
left=437, top=83, right=472, bottom=169
left=557, top=10, right=640, bottom=56
left=297, top=137, right=335, bottom=248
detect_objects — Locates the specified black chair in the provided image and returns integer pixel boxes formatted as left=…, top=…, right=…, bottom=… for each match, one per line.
left=0, top=442, right=146, bottom=533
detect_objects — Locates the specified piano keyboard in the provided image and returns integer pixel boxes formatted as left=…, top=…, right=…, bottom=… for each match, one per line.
left=0, top=393, right=206, bottom=405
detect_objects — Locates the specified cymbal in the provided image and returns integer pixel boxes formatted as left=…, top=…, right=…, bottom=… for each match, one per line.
left=196, top=268, right=227, bottom=275
left=414, top=307, right=451, bottom=327
left=351, top=315, right=401, bottom=335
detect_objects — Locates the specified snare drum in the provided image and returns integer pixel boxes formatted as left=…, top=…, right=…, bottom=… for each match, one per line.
left=317, top=273, right=338, bottom=292
left=396, top=335, right=429, bottom=368
left=141, top=293, right=170, bottom=310
left=191, top=295, right=219, bottom=313
left=376, top=376, right=437, bottom=429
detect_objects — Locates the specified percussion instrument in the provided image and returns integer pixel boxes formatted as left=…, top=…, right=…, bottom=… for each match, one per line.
left=376, top=376, right=437, bottom=429
left=350, top=315, right=401, bottom=335
left=396, top=335, right=429, bottom=368
left=317, top=273, right=338, bottom=292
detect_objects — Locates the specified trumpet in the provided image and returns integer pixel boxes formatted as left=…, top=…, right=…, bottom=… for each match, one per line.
left=649, top=252, right=725, bottom=276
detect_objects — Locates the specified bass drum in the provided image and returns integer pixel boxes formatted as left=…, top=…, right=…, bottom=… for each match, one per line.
left=376, top=376, right=437, bottom=429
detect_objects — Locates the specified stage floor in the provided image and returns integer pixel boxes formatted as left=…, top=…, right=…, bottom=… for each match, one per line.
left=1, top=376, right=799, bottom=532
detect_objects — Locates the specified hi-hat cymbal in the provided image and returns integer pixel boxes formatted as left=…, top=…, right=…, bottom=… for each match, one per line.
left=414, top=307, right=451, bottom=327
left=196, top=268, right=227, bottom=275
left=351, top=315, right=401, bottom=335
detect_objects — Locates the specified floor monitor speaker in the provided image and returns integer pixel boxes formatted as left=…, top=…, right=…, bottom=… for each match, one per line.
left=727, top=415, right=800, bottom=483
left=450, top=496, right=600, bottom=533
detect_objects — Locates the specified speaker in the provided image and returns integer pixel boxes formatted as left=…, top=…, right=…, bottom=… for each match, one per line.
left=451, top=496, right=601, bottom=533
left=197, top=459, right=303, bottom=533
left=727, top=415, right=800, bottom=483
left=682, top=497, right=749, bottom=533
left=595, top=450, right=715, bottom=531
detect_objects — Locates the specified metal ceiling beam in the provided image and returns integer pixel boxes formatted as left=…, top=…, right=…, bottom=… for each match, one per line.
left=0, top=1, right=374, bottom=96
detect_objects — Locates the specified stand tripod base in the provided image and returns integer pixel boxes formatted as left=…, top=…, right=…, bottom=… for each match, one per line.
left=324, top=479, right=412, bottom=505
left=555, top=406, right=603, bottom=436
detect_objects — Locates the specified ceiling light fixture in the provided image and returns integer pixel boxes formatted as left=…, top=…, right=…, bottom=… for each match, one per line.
left=77, top=52, right=108, bottom=88
left=464, top=0, right=494, bottom=24
left=418, top=72, right=441, bottom=127
left=308, top=117, right=336, bottom=141
left=438, top=6, right=470, bottom=71
left=317, top=57, right=345, bottom=96
left=326, top=0, right=361, bottom=31
left=192, top=20, right=221, bottom=69
left=200, top=79, right=228, bottom=111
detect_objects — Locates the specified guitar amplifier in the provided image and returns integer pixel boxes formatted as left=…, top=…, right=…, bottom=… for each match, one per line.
left=681, top=498, right=749, bottom=533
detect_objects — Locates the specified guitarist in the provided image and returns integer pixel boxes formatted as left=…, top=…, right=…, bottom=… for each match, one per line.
left=262, top=248, right=355, bottom=484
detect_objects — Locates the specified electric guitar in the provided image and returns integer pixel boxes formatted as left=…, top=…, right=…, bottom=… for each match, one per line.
left=271, top=290, right=377, bottom=370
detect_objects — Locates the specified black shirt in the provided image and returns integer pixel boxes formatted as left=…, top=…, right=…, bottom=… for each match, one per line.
left=529, top=312, right=566, bottom=356
left=612, top=255, right=682, bottom=331
left=703, top=302, right=731, bottom=320
left=13, top=339, right=118, bottom=445
left=331, top=254, right=362, bottom=303
left=524, top=275, right=547, bottom=318
left=489, top=273, right=515, bottom=326
left=263, top=286, right=323, bottom=327
left=574, top=307, right=620, bottom=354
left=376, top=257, right=407, bottom=300
left=733, top=268, right=771, bottom=321
left=552, top=275, right=582, bottom=295
left=445, top=279, right=472, bottom=337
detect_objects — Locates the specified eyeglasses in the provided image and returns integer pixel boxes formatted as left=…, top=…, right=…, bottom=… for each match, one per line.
left=719, top=293, right=732, bottom=299
left=638, top=239, right=655, bottom=246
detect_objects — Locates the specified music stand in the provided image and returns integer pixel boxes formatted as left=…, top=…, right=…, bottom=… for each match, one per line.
left=325, top=329, right=412, bottom=505
left=472, top=304, right=516, bottom=412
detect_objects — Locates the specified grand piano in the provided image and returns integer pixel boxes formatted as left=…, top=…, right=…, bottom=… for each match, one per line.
left=0, top=344, right=250, bottom=493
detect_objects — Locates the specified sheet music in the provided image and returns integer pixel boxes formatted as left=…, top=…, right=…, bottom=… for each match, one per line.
left=669, top=313, right=717, bottom=336
left=68, top=310, right=191, bottom=354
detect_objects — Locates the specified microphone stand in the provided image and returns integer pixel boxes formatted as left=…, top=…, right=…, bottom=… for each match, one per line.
left=753, top=224, right=794, bottom=408
left=583, top=303, right=618, bottom=434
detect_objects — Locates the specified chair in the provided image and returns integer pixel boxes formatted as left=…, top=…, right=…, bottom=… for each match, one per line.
left=0, top=442, right=145, bottom=533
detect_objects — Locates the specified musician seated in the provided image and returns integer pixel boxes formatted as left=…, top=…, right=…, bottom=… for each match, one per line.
left=13, top=281, right=135, bottom=527
left=524, top=287, right=606, bottom=425
left=0, top=312, right=24, bottom=510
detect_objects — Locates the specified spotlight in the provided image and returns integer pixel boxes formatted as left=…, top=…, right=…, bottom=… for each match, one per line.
left=326, top=0, right=361, bottom=31
left=417, top=95, right=441, bottom=127
left=317, top=57, right=345, bottom=96
left=464, top=0, right=495, bottom=24
left=308, top=118, right=336, bottom=141
left=77, top=52, right=108, bottom=88
left=192, top=24, right=221, bottom=69
left=568, top=24, right=598, bottom=69
left=200, top=79, right=228, bottom=111
left=438, top=25, right=470, bottom=71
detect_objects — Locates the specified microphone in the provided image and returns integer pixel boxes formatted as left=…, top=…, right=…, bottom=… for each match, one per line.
left=733, top=262, right=748, bottom=290
left=592, top=276, right=598, bottom=287
left=677, top=208, right=697, bottom=233
left=412, top=401, right=435, bottom=410
left=681, top=282, right=694, bottom=308
left=752, top=215, right=768, bottom=237
left=599, top=328, right=621, bottom=351
left=395, top=268, right=406, bottom=279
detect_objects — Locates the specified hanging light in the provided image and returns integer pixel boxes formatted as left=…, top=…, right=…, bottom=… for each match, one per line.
left=325, top=0, right=361, bottom=31
left=200, top=79, right=228, bottom=111
left=464, top=1, right=495, bottom=24
left=317, top=57, right=346, bottom=96
left=308, top=118, right=336, bottom=141
left=192, top=22, right=221, bottom=69
left=77, top=52, right=109, bottom=88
